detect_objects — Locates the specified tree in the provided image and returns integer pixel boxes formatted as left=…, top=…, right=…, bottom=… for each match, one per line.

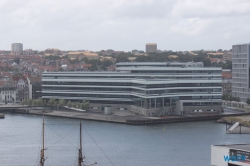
left=42, top=99, right=47, bottom=106
left=67, top=101, right=72, bottom=107
left=48, top=98, right=56, bottom=107
left=53, top=101, right=58, bottom=109
left=202, top=59, right=211, bottom=67
left=102, top=60, right=113, bottom=67
left=222, top=94, right=229, bottom=100
left=76, top=102, right=81, bottom=108
left=36, top=98, right=43, bottom=107
left=217, top=49, right=223, bottom=52
left=28, top=99, right=33, bottom=106
left=222, top=61, right=232, bottom=69
left=84, top=102, right=90, bottom=110
left=116, top=54, right=129, bottom=62
left=58, top=68, right=64, bottom=71
left=58, top=99, right=66, bottom=107
left=247, top=98, right=250, bottom=104
left=89, top=64, right=98, bottom=71
left=192, top=56, right=204, bottom=62
left=13, top=58, right=20, bottom=64
left=32, top=99, right=38, bottom=106
left=235, top=97, right=240, bottom=102
left=70, top=102, right=75, bottom=108
left=80, top=103, right=85, bottom=110
left=22, top=98, right=28, bottom=106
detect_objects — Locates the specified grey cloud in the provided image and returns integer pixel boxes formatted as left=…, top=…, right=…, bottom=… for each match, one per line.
left=0, top=0, right=250, bottom=51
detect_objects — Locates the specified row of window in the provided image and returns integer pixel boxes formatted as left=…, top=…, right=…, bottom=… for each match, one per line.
left=42, top=93, right=221, bottom=101
left=232, top=54, right=247, bottom=59
left=192, top=109, right=217, bottom=112
left=42, top=87, right=221, bottom=93
left=232, top=45, right=248, bottom=54
left=1, top=91, right=15, bottom=94
left=184, top=102, right=221, bottom=106
left=42, top=82, right=222, bottom=88
left=131, top=71, right=221, bottom=74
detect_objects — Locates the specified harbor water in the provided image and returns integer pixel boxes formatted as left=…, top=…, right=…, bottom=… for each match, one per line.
left=0, top=113, right=249, bottom=166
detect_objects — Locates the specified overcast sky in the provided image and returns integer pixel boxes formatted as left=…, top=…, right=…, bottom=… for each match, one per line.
left=0, top=0, right=250, bottom=51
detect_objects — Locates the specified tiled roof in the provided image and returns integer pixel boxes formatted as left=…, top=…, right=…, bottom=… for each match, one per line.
left=28, top=76, right=41, bottom=82
left=222, top=72, right=232, bottom=79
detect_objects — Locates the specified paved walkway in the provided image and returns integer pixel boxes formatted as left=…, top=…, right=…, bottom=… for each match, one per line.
left=28, top=109, right=139, bottom=123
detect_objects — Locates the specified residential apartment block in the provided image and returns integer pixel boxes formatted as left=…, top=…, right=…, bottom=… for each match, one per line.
left=12, top=75, right=29, bottom=103
left=146, top=43, right=157, bottom=53
left=232, top=43, right=250, bottom=101
left=0, top=77, right=16, bottom=104
left=11, top=43, right=23, bottom=55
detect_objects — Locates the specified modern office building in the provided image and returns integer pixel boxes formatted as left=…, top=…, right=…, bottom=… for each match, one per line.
left=232, top=43, right=250, bottom=101
left=11, top=43, right=23, bottom=55
left=146, top=43, right=157, bottom=53
left=27, top=76, right=42, bottom=99
left=42, top=62, right=222, bottom=116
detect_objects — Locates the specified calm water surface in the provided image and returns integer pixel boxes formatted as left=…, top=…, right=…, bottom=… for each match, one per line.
left=0, top=113, right=249, bottom=166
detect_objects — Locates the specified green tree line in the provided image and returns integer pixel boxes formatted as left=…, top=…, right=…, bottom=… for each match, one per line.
left=113, top=52, right=232, bottom=69
left=222, top=94, right=240, bottom=102
left=21, top=98, right=90, bottom=110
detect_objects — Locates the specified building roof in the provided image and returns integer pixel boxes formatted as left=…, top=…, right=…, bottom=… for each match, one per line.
left=188, top=51, right=198, bottom=56
left=103, top=56, right=113, bottom=60
left=12, top=75, right=27, bottom=82
left=168, top=55, right=178, bottom=59
left=213, top=144, right=250, bottom=151
left=208, top=57, right=224, bottom=63
left=46, top=48, right=60, bottom=51
left=68, top=52, right=84, bottom=55
left=0, top=81, right=5, bottom=86
left=146, top=43, right=157, bottom=45
left=68, top=51, right=98, bottom=57
left=28, top=76, right=41, bottom=83
left=128, top=57, right=137, bottom=61
left=207, top=53, right=224, bottom=56
left=82, top=52, right=98, bottom=57
left=222, top=72, right=232, bottom=79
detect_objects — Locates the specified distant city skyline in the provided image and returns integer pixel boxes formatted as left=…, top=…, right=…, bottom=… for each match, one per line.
left=0, top=0, right=250, bottom=51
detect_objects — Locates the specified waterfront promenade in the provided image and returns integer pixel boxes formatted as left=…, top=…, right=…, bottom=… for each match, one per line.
left=10, top=107, right=250, bottom=125
left=1, top=105, right=249, bottom=124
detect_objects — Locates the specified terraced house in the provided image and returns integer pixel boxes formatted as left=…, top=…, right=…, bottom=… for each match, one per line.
left=42, top=62, right=222, bottom=116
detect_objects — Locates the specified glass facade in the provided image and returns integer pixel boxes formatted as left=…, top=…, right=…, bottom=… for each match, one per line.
left=42, top=62, right=222, bottom=108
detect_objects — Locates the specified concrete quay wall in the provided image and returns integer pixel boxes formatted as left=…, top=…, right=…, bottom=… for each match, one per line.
left=20, top=110, right=128, bottom=124
left=11, top=109, right=250, bottom=125
left=126, top=113, right=250, bottom=125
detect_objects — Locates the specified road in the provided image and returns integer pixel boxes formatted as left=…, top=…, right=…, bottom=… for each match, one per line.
left=223, top=107, right=245, bottom=114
